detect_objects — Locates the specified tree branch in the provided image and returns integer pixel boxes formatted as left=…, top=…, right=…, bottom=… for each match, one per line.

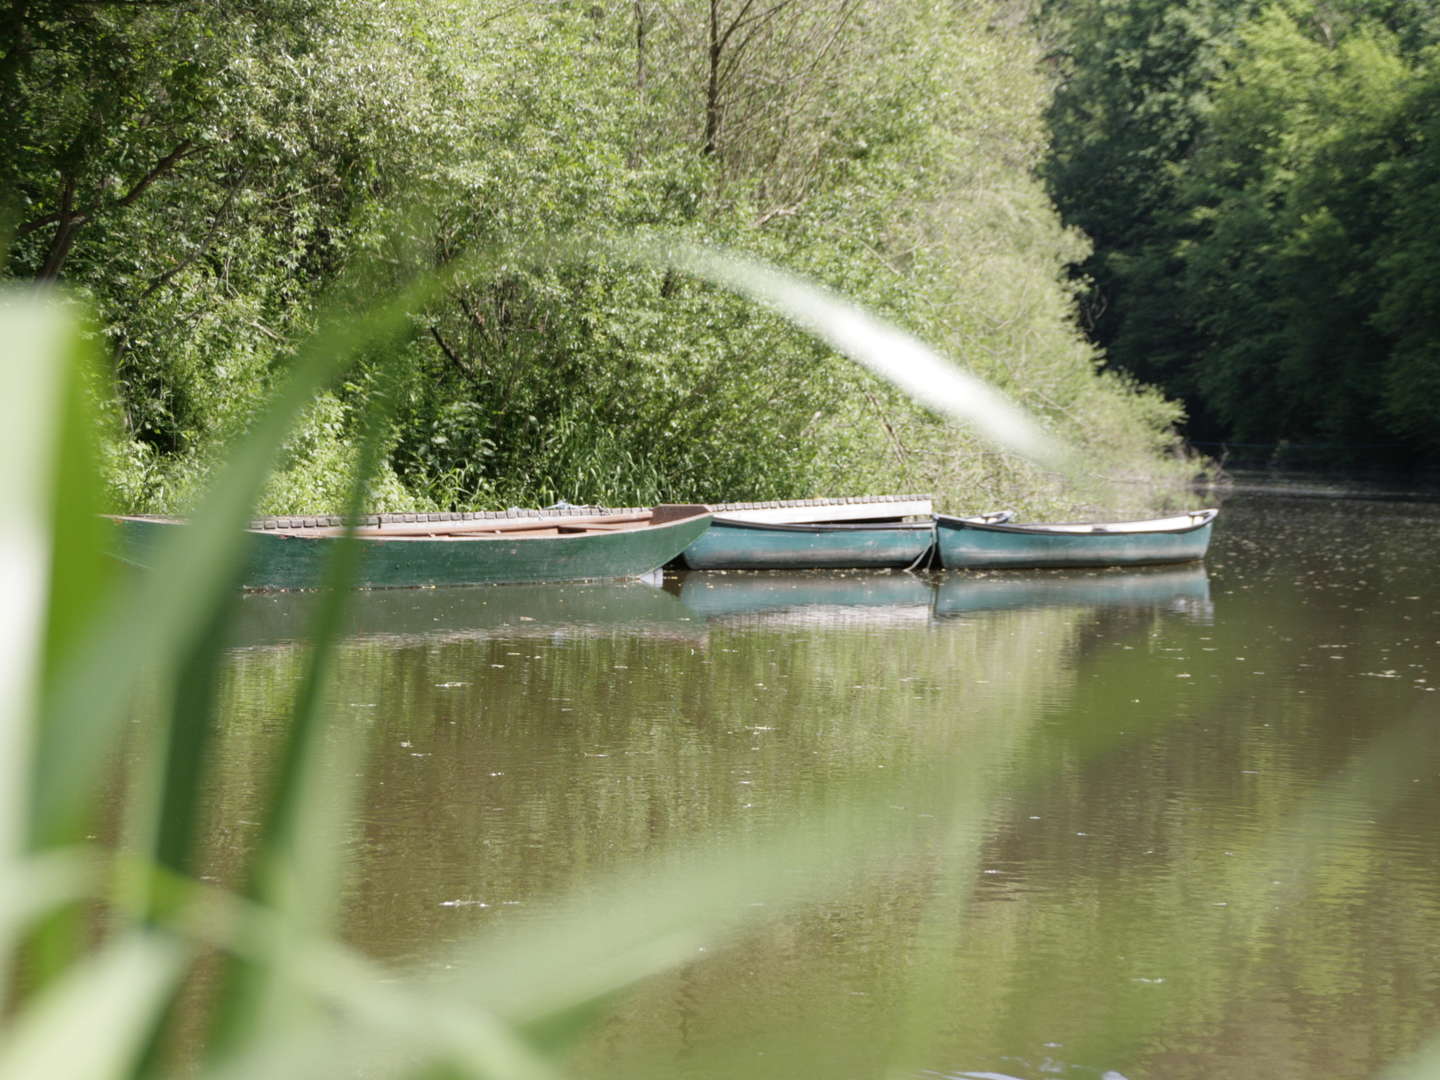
left=429, top=326, right=474, bottom=380
left=864, top=389, right=908, bottom=466
left=37, top=174, right=81, bottom=279
left=634, top=0, right=648, bottom=92
left=15, top=209, right=73, bottom=238
left=140, top=175, right=244, bottom=299
left=112, top=139, right=200, bottom=210
left=16, top=137, right=203, bottom=280
left=457, top=294, right=489, bottom=336
left=753, top=201, right=801, bottom=227
left=721, top=0, right=794, bottom=56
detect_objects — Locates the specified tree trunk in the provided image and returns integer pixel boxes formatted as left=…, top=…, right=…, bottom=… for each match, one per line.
left=704, top=0, right=722, bottom=154
left=37, top=175, right=81, bottom=281
left=634, top=0, right=648, bottom=93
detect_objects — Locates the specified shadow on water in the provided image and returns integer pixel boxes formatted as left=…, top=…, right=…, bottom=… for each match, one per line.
left=932, top=565, right=1211, bottom=621
left=223, top=575, right=702, bottom=649
left=1222, top=470, right=1440, bottom=503
left=668, top=569, right=934, bottom=624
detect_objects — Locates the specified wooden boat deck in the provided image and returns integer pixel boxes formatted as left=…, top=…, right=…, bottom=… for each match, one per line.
left=262, top=510, right=670, bottom=540
left=703, top=494, right=932, bottom=524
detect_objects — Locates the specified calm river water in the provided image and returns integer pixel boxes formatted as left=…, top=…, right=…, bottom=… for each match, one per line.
left=205, top=483, right=1440, bottom=1079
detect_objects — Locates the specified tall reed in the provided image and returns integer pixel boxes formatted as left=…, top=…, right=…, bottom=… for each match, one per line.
left=0, top=245, right=1433, bottom=1079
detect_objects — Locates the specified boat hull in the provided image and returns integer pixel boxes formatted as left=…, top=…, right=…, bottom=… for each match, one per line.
left=678, top=518, right=934, bottom=571
left=110, top=512, right=713, bottom=590
left=935, top=512, right=1216, bottom=569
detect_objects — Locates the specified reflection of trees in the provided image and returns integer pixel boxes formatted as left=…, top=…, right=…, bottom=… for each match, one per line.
left=200, top=604, right=1078, bottom=936
left=191, top=604, right=1079, bottom=1078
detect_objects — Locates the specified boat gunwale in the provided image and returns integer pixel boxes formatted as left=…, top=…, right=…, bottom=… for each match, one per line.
left=707, top=516, right=934, bottom=534
left=107, top=509, right=712, bottom=543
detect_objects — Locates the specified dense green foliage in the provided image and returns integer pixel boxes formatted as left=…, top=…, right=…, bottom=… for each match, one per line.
left=1042, top=0, right=1440, bottom=466
left=3, top=0, right=1191, bottom=515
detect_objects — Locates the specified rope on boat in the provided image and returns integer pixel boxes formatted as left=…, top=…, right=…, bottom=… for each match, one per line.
left=902, top=542, right=934, bottom=573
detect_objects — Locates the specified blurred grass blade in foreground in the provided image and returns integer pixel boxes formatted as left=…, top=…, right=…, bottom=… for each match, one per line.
left=628, top=236, right=1072, bottom=470
left=0, top=290, right=116, bottom=992
left=31, top=266, right=451, bottom=851
left=0, top=293, right=68, bottom=868
left=204, top=381, right=400, bottom=1061
left=0, top=933, right=187, bottom=1080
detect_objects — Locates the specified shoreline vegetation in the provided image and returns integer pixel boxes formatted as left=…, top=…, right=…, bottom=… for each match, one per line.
left=5, top=0, right=1202, bottom=522
left=1041, top=0, right=1440, bottom=470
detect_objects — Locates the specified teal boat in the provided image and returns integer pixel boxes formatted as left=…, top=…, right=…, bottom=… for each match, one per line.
left=935, top=508, right=1218, bottom=570
left=108, top=505, right=712, bottom=590
left=678, top=517, right=937, bottom=570
left=677, top=496, right=1004, bottom=571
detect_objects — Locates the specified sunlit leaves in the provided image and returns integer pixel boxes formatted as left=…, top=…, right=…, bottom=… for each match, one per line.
left=2, top=0, right=1191, bottom=518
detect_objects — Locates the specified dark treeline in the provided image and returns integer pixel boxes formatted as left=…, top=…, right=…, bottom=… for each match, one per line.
left=1041, top=0, right=1440, bottom=469
left=1, top=0, right=1193, bottom=516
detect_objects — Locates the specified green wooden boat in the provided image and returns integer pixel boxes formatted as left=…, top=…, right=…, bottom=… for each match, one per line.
left=677, top=497, right=1005, bottom=571
left=108, top=505, right=712, bottom=590
left=678, top=517, right=937, bottom=570
left=935, top=508, right=1218, bottom=570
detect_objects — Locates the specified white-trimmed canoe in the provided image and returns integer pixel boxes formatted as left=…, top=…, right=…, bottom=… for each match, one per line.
left=678, top=497, right=1006, bottom=571
left=935, top=509, right=1219, bottom=569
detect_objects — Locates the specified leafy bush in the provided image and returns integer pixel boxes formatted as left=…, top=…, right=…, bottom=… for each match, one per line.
left=4, top=0, right=1195, bottom=517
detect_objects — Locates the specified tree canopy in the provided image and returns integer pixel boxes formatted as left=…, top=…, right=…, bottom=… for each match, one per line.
left=3, top=0, right=1193, bottom=514
left=1042, top=0, right=1440, bottom=467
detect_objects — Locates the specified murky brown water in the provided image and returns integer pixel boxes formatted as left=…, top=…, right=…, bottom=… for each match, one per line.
left=201, top=484, right=1440, bottom=1079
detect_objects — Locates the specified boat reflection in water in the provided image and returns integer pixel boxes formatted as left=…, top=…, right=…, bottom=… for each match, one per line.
left=670, top=570, right=934, bottom=627
left=934, top=564, right=1212, bottom=622
left=224, top=574, right=703, bottom=650
left=227, top=564, right=1213, bottom=648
